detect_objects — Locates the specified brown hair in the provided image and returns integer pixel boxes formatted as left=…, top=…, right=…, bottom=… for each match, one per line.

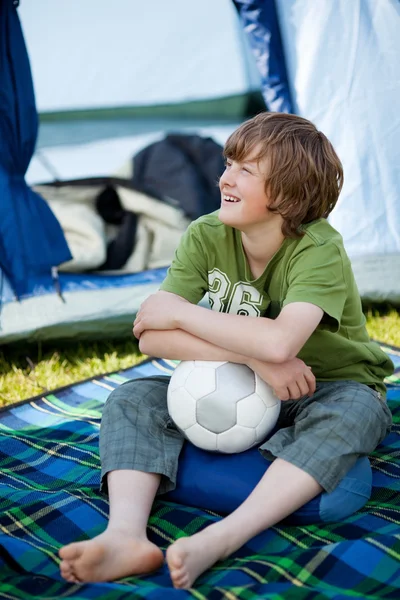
left=224, top=112, right=343, bottom=237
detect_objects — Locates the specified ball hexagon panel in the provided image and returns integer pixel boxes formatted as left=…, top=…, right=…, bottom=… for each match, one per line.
left=236, top=393, right=267, bottom=428
left=167, top=386, right=197, bottom=430
left=184, top=366, right=217, bottom=401
left=196, top=392, right=237, bottom=433
left=168, top=360, right=195, bottom=393
left=195, top=362, right=257, bottom=433
left=217, top=424, right=257, bottom=453
left=255, top=374, right=279, bottom=408
left=184, top=423, right=218, bottom=451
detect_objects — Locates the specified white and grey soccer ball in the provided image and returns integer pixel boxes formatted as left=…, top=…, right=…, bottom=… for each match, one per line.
left=167, top=361, right=281, bottom=454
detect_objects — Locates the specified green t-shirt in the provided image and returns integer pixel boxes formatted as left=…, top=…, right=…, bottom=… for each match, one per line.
left=160, top=212, right=393, bottom=396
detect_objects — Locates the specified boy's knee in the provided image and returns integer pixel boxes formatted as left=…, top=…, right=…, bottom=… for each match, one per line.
left=338, top=387, right=391, bottom=448
left=310, top=382, right=392, bottom=452
left=104, top=375, right=170, bottom=412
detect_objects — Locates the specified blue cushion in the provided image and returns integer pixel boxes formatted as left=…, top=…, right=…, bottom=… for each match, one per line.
left=165, top=442, right=372, bottom=524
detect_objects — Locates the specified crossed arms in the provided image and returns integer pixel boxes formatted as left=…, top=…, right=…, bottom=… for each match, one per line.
left=133, top=291, right=323, bottom=401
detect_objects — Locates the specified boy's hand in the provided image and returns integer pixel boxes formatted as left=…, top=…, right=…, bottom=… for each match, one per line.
left=248, top=357, right=316, bottom=401
left=133, top=291, right=188, bottom=339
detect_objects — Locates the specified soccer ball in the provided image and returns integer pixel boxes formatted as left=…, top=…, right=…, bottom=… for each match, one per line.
left=167, top=361, right=281, bottom=453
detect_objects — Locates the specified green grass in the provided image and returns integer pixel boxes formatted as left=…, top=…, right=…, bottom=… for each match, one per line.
left=0, top=338, right=142, bottom=407
left=364, top=307, right=400, bottom=347
left=0, top=308, right=399, bottom=407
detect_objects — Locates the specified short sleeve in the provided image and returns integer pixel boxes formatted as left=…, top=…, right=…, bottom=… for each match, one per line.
left=283, top=243, right=347, bottom=331
left=159, top=222, right=208, bottom=304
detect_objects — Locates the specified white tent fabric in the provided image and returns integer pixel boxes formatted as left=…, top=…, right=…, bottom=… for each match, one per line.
left=277, top=0, right=400, bottom=302
left=18, top=0, right=400, bottom=305
left=19, top=0, right=260, bottom=113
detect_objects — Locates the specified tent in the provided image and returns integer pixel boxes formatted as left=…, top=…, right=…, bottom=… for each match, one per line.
left=1, top=0, right=399, bottom=344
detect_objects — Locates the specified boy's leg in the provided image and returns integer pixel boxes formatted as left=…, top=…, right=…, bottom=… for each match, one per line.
left=166, top=457, right=322, bottom=589
left=60, top=470, right=164, bottom=583
left=167, top=381, right=392, bottom=589
left=59, top=376, right=185, bottom=583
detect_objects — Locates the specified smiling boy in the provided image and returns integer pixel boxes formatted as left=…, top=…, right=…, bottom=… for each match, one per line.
left=59, top=113, right=393, bottom=588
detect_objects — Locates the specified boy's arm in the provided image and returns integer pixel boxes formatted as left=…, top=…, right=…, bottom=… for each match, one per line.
left=138, top=329, right=316, bottom=400
left=134, top=292, right=323, bottom=364
left=176, top=301, right=324, bottom=363
left=138, top=329, right=250, bottom=364
left=137, top=293, right=251, bottom=363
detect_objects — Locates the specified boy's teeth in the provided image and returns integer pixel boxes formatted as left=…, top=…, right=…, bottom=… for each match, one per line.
left=224, top=195, right=240, bottom=202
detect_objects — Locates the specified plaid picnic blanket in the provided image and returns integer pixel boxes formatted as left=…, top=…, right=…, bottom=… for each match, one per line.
left=0, top=344, right=399, bottom=599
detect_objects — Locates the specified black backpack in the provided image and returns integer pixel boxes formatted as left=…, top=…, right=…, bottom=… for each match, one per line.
left=131, top=133, right=225, bottom=220
left=93, top=133, right=225, bottom=270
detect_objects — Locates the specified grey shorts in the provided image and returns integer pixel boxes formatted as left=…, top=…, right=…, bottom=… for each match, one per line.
left=259, top=380, right=392, bottom=492
left=99, top=376, right=392, bottom=495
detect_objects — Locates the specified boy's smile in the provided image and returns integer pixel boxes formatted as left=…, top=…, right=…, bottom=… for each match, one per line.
left=222, top=193, right=241, bottom=203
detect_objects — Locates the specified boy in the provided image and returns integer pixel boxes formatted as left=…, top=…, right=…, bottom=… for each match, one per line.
left=59, top=113, right=393, bottom=589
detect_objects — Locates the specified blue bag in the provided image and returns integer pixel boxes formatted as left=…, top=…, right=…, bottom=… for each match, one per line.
left=165, top=442, right=372, bottom=524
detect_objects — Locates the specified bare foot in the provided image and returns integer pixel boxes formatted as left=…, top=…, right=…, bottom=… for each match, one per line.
left=59, top=529, right=164, bottom=583
left=166, top=528, right=229, bottom=589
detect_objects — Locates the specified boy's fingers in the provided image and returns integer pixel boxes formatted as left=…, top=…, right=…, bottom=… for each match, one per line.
left=296, top=377, right=310, bottom=398
left=276, top=387, right=290, bottom=401
left=133, top=319, right=143, bottom=339
left=304, top=369, right=316, bottom=395
left=287, top=383, right=301, bottom=400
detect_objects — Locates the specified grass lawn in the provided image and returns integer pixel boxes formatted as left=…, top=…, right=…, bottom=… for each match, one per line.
left=1, top=308, right=399, bottom=407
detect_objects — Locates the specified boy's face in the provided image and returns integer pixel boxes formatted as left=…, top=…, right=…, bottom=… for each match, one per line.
left=218, top=151, right=275, bottom=231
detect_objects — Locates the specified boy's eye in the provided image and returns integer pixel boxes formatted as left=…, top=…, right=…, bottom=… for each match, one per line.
left=223, top=160, right=253, bottom=174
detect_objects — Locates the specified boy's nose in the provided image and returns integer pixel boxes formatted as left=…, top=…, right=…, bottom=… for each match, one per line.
left=220, top=168, right=235, bottom=188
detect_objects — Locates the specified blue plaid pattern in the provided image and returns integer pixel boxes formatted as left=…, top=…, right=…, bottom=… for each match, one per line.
left=0, top=345, right=399, bottom=599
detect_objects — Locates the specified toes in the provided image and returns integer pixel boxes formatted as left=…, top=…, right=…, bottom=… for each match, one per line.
left=59, top=543, right=84, bottom=561
left=60, top=561, right=72, bottom=577
left=181, top=577, right=190, bottom=589
left=60, top=560, right=69, bottom=572
left=60, top=559, right=81, bottom=584
left=172, top=572, right=190, bottom=589
left=170, top=567, right=189, bottom=589
left=60, top=567, right=80, bottom=584
left=167, top=543, right=192, bottom=588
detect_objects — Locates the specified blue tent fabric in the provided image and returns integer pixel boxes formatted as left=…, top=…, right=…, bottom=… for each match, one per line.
left=0, top=267, right=169, bottom=305
left=0, top=0, right=71, bottom=298
left=232, top=0, right=293, bottom=113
